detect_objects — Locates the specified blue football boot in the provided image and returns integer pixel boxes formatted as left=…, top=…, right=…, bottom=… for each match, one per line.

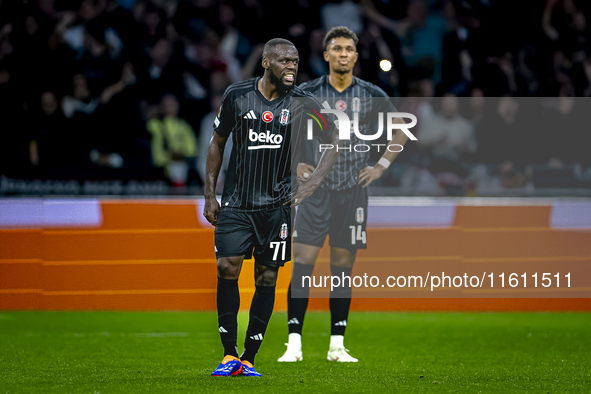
left=240, top=360, right=262, bottom=377
left=211, top=355, right=243, bottom=376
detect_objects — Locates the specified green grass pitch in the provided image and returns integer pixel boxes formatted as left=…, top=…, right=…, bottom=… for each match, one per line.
left=1, top=311, right=589, bottom=393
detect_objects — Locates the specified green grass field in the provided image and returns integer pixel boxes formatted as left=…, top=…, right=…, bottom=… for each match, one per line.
left=1, top=311, right=589, bottom=393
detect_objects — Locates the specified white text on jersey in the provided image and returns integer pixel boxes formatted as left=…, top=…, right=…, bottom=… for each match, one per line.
left=248, top=129, right=283, bottom=150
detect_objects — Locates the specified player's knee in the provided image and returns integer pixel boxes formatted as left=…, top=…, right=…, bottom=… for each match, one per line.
left=217, top=259, right=239, bottom=279
left=255, top=268, right=278, bottom=286
left=293, top=243, right=321, bottom=265
left=293, top=254, right=315, bottom=266
left=330, top=249, right=355, bottom=268
left=331, top=259, right=353, bottom=268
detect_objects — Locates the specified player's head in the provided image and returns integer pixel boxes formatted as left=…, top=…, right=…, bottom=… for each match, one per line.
left=323, top=26, right=359, bottom=75
left=262, top=38, right=299, bottom=95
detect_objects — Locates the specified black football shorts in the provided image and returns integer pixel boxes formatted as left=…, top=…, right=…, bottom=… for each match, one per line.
left=214, top=205, right=292, bottom=267
left=294, top=185, right=368, bottom=251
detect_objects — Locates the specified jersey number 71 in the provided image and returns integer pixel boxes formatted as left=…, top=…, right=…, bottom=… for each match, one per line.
left=270, top=241, right=287, bottom=261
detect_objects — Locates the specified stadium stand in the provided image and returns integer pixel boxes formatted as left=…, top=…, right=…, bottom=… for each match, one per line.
left=1, top=0, right=591, bottom=197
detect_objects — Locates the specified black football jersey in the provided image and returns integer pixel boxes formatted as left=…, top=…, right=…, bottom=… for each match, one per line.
left=299, top=75, right=396, bottom=191
left=214, top=77, right=333, bottom=212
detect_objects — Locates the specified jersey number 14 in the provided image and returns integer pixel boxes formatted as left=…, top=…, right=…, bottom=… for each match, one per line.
left=349, top=225, right=366, bottom=245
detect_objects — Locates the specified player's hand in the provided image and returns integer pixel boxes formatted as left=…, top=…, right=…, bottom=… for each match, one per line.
left=297, top=163, right=315, bottom=180
left=358, top=165, right=386, bottom=188
left=287, top=179, right=318, bottom=207
left=203, top=197, right=220, bottom=226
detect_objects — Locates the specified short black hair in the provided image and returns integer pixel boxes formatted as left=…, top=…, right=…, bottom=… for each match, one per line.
left=263, top=38, right=296, bottom=58
left=323, top=26, right=359, bottom=51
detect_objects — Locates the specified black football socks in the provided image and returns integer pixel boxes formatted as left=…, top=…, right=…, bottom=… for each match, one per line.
left=287, top=262, right=315, bottom=334
left=217, top=277, right=240, bottom=358
left=329, top=265, right=353, bottom=336
left=241, top=285, right=276, bottom=364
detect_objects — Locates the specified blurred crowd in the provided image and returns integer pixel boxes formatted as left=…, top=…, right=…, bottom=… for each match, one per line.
left=1, top=0, right=590, bottom=195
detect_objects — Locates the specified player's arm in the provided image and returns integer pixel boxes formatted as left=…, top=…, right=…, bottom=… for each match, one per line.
left=295, top=82, right=317, bottom=180
left=358, top=116, right=410, bottom=188
left=203, top=132, right=228, bottom=225
left=297, top=130, right=317, bottom=180
left=203, top=89, right=232, bottom=225
left=291, top=130, right=340, bottom=206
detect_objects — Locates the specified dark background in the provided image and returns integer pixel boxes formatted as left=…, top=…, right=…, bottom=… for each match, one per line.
left=1, top=0, right=590, bottom=196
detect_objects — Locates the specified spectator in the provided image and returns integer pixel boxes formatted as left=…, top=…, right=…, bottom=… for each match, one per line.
left=147, top=93, right=198, bottom=186
left=474, top=96, right=521, bottom=165
left=536, top=84, right=586, bottom=167
left=571, top=51, right=591, bottom=96
left=542, top=0, right=589, bottom=58
left=399, top=78, right=435, bottom=122
left=468, top=87, right=485, bottom=125
left=0, top=23, right=29, bottom=172
left=299, top=28, right=328, bottom=81
left=138, top=2, right=167, bottom=48
left=417, top=94, right=476, bottom=164
left=391, top=0, right=449, bottom=84
left=142, top=38, right=182, bottom=101
left=440, top=1, right=483, bottom=96
left=30, top=91, right=70, bottom=168
left=321, top=0, right=363, bottom=34
left=78, top=17, right=125, bottom=97
left=62, top=0, right=124, bottom=60
left=62, top=65, right=138, bottom=168
left=217, top=3, right=252, bottom=66
left=482, top=51, right=531, bottom=97
left=473, top=96, right=530, bottom=188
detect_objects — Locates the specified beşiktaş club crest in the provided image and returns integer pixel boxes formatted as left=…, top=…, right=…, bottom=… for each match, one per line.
left=280, top=223, right=288, bottom=240
left=355, top=207, right=364, bottom=224
left=280, top=109, right=290, bottom=125
left=352, top=97, right=360, bottom=113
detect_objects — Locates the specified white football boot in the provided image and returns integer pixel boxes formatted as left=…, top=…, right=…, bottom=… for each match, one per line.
left=278, top=344, right=303, bottom=362
left=327, top=346, right=358, bottom=362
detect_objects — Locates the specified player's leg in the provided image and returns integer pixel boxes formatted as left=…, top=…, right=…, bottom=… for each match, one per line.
left=289, top=243, right=321, bottom=335
left=216, top=256, right=245, bottom=358
left=240, top=206, right=290, bottom=376
left=212, top=211, right=254, bottom=377
left=325, top=186, right=367, bottom=362
left=239, top=262, right=279, bottom=376
left=327, top=247, right=358, bottom=362
left=212, top=256, right=247, bottom=376
left=279, top=188, right=330, bottom=361
left=277, top=243, right=321, bottom=362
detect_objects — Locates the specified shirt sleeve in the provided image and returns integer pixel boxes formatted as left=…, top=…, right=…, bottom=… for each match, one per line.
left=213, top=88, right=234, bottom=138
left=306, top=95, right=335, bottom=144
left=370, top=85, right=398, bottom=114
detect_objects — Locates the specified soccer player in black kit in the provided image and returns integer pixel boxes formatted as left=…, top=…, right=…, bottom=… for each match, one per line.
left=204, top=38, right=338, bottom=376
left=278, top=27, right=411, bottom=363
